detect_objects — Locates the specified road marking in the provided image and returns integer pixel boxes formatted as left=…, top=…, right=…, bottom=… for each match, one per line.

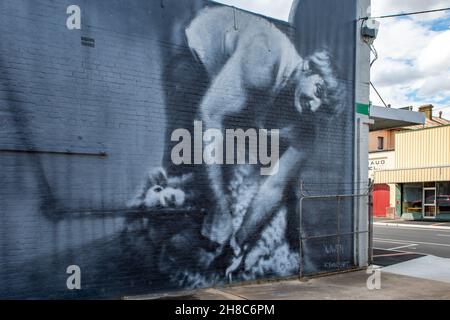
left=374, top=237, right=450, bottom=248
left=374, top=242, right=418, bottom=251
left=373, top=252, right=414, bottom=258
left=388, top=243, right=418, bottom=251
left=374, top=247, right=431, bottom=258
left=374, top=239, right=413, bottom=245
left=437, top=234, right=450, bottom=237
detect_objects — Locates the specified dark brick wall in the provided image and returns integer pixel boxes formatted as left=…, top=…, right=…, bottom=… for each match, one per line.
left=0, top=0, right=208, bottom=299
left=0, top=0, right=173, bottom=213
left=0, top=0, right=356, bottom=299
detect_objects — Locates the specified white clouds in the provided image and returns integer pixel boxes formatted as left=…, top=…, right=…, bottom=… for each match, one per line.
left=416, top=30, right=450, bottom=100
left=370, top=1, right=450, bottom=118
left=420, top=74, right=450, bottom=96
left=418, top=30, right=450, bottom=73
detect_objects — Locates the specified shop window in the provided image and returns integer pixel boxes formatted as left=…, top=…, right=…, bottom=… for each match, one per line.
left=377, top=137, right=384, bottom=150
left=402, top=183, right=422, bottom=215
left=437, top=182, right=450, bottom=215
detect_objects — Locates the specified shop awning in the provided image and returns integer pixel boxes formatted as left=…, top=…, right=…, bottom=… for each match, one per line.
left=369, top=105, right=425, bottom=131
left=375, top=166, right=450, bottom=184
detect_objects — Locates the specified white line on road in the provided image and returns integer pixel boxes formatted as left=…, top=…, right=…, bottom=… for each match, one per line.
left=373, top=247, right=430, bottom=257
left=374, top=239, right=412, bottom=245
left=374, top=237, right=450, bottom=248
left=388, top=243, right=418, bottom=251
left=437, top=234, right=450, bottom=237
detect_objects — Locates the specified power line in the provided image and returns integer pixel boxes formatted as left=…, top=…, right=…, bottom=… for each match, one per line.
left=362, top=7, right=450, bottom=109
left=361, top=7, right=450, bottom=20
left=369, top=43, right=378, bottom=68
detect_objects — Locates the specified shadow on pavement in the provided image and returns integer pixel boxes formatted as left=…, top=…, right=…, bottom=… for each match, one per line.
left=373, top=248, right=426, bottom=267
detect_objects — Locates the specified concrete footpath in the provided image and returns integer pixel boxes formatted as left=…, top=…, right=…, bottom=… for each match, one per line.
left=126, top=269, right=450, bottom=300
left=382, top=255, right=450, bottom=284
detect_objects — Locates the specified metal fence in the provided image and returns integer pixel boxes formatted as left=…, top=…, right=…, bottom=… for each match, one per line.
left=298, top=182, right=373, bottom=278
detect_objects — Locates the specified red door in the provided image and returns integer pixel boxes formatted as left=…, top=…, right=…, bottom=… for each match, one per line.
left=373, top=184, right=390, bottom=217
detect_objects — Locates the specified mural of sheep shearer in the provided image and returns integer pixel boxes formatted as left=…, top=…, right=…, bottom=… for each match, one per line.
left=0, top=0, right=357, bottom=298
left=128, top=4, right=346, bottom=287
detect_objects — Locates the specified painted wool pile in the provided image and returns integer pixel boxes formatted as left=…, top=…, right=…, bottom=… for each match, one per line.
left=170, top=165, right=299, bottom=288
left=227, top=165, right=299, bottom=280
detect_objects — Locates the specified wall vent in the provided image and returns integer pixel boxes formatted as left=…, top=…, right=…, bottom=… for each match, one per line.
left=81, top=36, right=95, bottom=48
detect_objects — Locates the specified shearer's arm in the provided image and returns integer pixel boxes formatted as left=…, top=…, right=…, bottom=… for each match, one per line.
left=199, top=37, right=281, bottom=245
left=199, top=54, right=247, bottom=245
left=233, top=146, right=306, bottom=252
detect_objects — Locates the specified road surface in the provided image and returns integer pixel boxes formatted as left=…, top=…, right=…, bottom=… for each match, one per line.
left=374, top=224, right=450, bottom=259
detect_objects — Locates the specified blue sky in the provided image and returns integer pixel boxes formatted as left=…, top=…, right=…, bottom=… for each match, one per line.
left=214, top=0, right=450, bottom=119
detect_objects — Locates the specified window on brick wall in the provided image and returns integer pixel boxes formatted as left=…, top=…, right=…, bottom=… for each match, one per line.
left=377, top=137, right=384, bottom=150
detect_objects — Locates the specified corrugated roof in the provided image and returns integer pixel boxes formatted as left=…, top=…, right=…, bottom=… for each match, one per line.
left=403, top=115, right=450, bottom=130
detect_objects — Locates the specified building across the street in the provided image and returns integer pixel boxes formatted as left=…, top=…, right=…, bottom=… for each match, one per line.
left=370, top=105, right=450, bottom=221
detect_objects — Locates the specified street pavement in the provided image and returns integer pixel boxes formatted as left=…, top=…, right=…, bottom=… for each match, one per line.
left=374, top=224, right=450, bottom=258
left=127, top=269, right=450, bottom=300
left=382, top=255, right=450, bottom=284
left=373, top=222, right=450, bottom=285
left=127, top=221, right=450, bottom=300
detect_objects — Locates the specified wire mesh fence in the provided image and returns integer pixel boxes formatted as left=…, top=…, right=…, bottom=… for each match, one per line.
left=298, top=181, right=373, bottom=277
